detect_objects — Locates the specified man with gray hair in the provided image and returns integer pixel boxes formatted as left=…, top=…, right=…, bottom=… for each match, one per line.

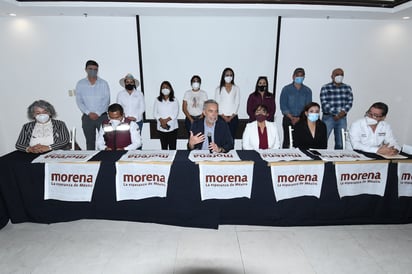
left=188, top=99, right=234, bottom=153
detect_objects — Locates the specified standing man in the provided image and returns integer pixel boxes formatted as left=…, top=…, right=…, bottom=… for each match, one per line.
left=279, top=68, right=312, bottom=148
left=75, top=60, right=110, bottom=150
left=320, top=68, right=353, bottom=150
left=117, top=73, right=145, bottom=133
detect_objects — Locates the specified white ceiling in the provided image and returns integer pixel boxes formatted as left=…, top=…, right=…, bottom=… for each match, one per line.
left=1, top=0, right=412, bottom=19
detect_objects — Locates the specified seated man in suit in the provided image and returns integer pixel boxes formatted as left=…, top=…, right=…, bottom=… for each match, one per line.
left=349, top=102, right=400, bottom=156
left=188, top=99, right=234, bottom=153
left=96, top=103, right=142, bottom=150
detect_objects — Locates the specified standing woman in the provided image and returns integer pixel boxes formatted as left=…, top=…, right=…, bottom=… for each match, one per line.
left=293, top=102, right=327, bottom=149
left=242, top=104, right=280, bottom=150
left=214, top=67, right=240, bottom=140
left=153, top=81, right=179, bottom=150
left=246, top=76, right=276, bottom=122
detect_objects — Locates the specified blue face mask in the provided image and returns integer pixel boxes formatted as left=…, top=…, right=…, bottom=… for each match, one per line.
left=294, top=76, right=304, bottom=84
left=307, top=113, right=319, bottom=122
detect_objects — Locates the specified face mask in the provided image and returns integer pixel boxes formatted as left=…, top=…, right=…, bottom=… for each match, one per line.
left=255, top=114, right=267, bottom=123
left=161, top=88, right=170, bottom=96
left=365, top=116, right=378, bottom=126
left=192, top=82, right=200, bottom=90
left=125, top=84, right=135, bottom=91
left=110, top=119, right=121, bottom=127
left=307, top=113, right=319, bottom=122
left=258, top=86, right=267, bottom=92
left=87, top=69, right=98, bottom=78
left=334, top=75, right=344, bottom=84
left=35, top=114, right=50, bottom=124
left=294, top=77, right=304, bottom=85
left=224, top=76, right=233, bottom=84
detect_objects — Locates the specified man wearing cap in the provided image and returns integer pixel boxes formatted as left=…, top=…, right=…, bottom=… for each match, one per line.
left=75, top=60, right=110, bottom=150
left=320, top=68, right=353, bottom=150
left=279, top=67, right=312, bottom=148
left=116, top=73, right=145, bottom=134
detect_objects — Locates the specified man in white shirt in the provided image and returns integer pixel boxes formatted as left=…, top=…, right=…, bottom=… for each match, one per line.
left=116, top=73, right=145, bottom=133
left=349, top=102, right=400, bottom=156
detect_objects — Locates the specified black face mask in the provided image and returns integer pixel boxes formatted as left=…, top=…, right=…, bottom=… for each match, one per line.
left=125, top=84, right=135, bottom=91
left=258, top=85, right=267, bottom=92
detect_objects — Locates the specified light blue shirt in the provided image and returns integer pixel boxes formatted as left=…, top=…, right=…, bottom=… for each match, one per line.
left=280, top=82, right=312, bottom=117
left=75, top=77, right=110, bottom=116
left=201, top=120, right=215, bottom=150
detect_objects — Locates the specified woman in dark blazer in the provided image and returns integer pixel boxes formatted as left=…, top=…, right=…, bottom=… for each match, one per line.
left=293, top=102, right=327, bottom=149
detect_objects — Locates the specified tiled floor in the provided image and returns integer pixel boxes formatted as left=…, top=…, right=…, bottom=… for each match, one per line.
left=1, top=220, right=412, bottom=274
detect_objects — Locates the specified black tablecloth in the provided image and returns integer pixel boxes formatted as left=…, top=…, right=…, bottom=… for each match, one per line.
left=1, top=150, right=412, bottom=230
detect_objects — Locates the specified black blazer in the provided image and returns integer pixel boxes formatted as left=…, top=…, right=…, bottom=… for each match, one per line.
left=189, top=117, right=234, bottom=152
left=293, top=119, right=327, bottom=149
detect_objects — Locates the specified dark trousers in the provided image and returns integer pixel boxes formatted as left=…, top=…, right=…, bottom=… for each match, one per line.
left=158, top=129, right=178, bottom=150
left=185, top=115, right=202, bottom=136
left=82, top=113, right=107, bottom=150
left=227, top=115, right=239, bottom=140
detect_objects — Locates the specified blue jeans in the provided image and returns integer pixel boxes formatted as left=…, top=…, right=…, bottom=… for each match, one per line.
left=322, top=114, right=347, bottom=150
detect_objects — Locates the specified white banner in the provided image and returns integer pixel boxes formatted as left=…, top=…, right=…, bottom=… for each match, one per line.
left=115, top=162, right=172, bottom=201
left=33, top=150, right=99, bottom=163
left=397, top=161, right=412, bottom=197
left=198, top=161, right=254, bottom=201
left=311, top=149, right=371, bottom=162
left=335, top=161, right=389, bottom=198
left=259, top=149, right=313, bottom=162
left=119, top=150, right=176, bottom=162
left=44, top=162, right=100, bottom=201
left=189, top=150, right=241, bottom=162
left=270, top=161, right=324, bottom=201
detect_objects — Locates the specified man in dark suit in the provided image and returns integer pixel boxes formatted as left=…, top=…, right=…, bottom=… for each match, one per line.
left=188, top=99, right=234, bottom=153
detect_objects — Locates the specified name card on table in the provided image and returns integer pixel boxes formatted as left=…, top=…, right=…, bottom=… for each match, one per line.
left=33, top=150, right=99, bottom=163
left=189, top=150, right=241, bottom=162
left=198, top=161, right=254, bottom=201
left=115, top=162, right=172, bottom=201
left=310, top=149, right=371, bottom=162
left=270, top=161, right=324, bottom=201
left=397, top=160, right=412, bottom=197
left=118, top=150, right=176, bottom=162
left=44, top=162, right=100, bottom=201
left=335, top=160, right=389, bottom=198
left=259, top=148, right=313, bottom=162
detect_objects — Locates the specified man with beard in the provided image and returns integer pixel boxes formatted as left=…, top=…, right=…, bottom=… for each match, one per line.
left=188, top=99, right=234, bottom=153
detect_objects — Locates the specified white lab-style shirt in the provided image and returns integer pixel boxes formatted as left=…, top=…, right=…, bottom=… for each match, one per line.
left=349, top=117, right=400, bottom=153
left=242, top=121, right=281, bottom=150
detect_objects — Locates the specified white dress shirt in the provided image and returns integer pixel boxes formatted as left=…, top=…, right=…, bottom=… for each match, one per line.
left=349, top=117, right=400, bottom=153
left=116, top=89, right=145, bottom=122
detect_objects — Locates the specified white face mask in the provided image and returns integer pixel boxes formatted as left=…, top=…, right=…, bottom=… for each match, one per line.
left=110, top=119, right=121, bottom=128
left=192, top=82, right=200, bottom=90
left=334, top=75, right=344, bottom=84
left=35, top=114, right=50, bottom=124
left=365, top=116, right=378, bottom=126
left=161, top=88, right=170, bottom=96
left=224, top=76, right=233, bottom=84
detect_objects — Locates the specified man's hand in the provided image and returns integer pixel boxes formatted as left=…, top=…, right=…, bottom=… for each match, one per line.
left=377, top=144, right=399, bottom=156
left=189, top=131, right=205, bottom=149
left=89, top=112, right=99, bottom=120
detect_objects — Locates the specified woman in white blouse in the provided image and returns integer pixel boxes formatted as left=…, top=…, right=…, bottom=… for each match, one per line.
left=242, top=104, right=280, bottom=150
left=16, top=100, right=70, bottom=153
left=153, top=81, right=179, bottom=150
left=215, top=67, right=240, bottom=140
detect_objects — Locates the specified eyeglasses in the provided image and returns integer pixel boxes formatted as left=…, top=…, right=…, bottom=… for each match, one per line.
left=366, top=111, right=384, bottom=119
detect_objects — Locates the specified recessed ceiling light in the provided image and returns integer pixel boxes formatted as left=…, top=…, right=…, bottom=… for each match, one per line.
left=402, top=16, right=410, bottom=20
left=8, top=13, right=17, bottom=17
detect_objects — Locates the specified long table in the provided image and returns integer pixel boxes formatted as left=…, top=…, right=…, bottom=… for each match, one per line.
left=1, top=150, right=412, bottom=229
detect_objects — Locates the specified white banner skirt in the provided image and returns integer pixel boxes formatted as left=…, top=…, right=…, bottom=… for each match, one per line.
left=198, top=161, right=254, bottom=201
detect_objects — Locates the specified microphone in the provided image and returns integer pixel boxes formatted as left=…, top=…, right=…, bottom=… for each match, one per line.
left=207, top=132, right=213, bottom=153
